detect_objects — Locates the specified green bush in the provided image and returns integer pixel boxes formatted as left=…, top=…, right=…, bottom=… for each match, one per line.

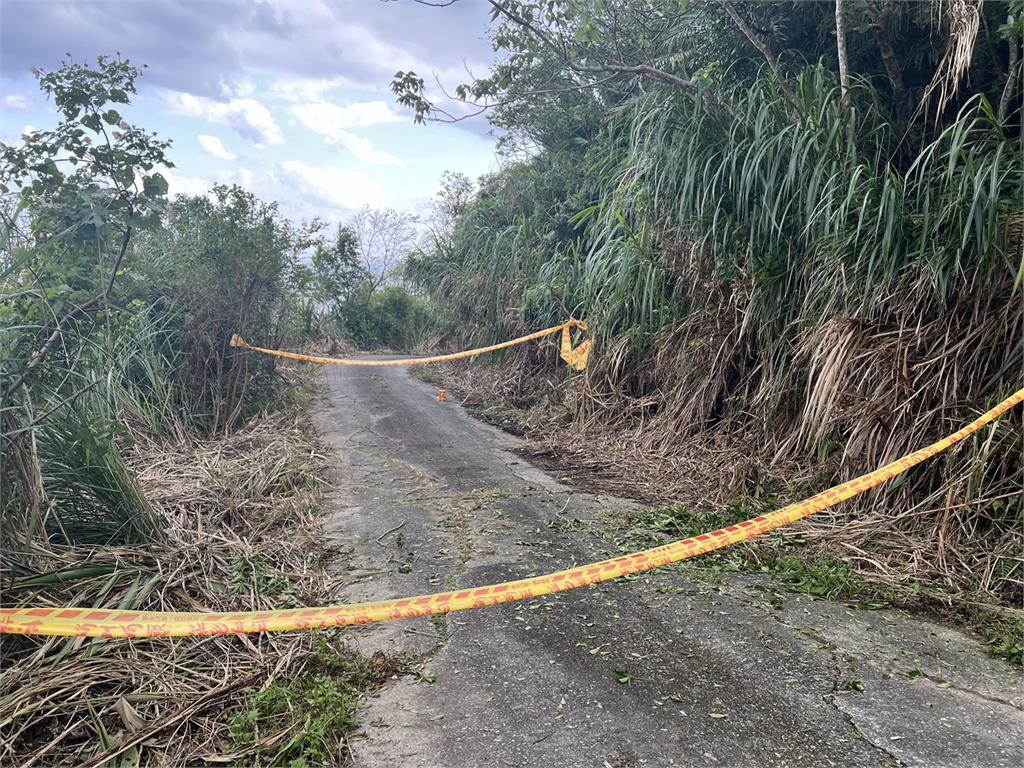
left=334, top=285, right=437, bottom=352
left=136, top=184, right=313, bottom=433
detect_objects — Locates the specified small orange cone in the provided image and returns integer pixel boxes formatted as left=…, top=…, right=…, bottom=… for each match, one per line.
left=437, top=389, right=448, bottom=403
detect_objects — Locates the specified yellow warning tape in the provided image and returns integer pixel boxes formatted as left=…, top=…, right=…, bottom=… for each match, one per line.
left=2, top=387, right=1020, bottom=638
left=230, top=319, right=592, bottom=372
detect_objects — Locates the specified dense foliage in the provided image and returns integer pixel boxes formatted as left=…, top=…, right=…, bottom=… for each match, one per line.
left=0, top=58, right=432, bottom=552
left=401, top=0, right=1024, bottom=601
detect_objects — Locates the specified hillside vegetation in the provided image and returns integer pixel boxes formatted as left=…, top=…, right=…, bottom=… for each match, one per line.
left=0, top=58, right=435, bottom=555
left=0, top=3, right=1022, bottom=759
left=398, top=1, right=1023, bottom=609
left=0, top=58, right=410, bottom=763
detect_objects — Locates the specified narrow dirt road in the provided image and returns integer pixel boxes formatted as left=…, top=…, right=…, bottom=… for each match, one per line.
left=314, top=364, right=1023, bottom=768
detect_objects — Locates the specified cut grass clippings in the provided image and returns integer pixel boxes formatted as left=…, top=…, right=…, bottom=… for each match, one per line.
left=0, top=402, right=385, bottom=766
left=417, top=359, right=1024, bottom=666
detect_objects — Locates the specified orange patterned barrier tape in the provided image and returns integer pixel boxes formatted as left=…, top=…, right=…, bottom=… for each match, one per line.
left=230, top=319, right=591, bottom=371
left=2, top=387, right=1020, bottom=638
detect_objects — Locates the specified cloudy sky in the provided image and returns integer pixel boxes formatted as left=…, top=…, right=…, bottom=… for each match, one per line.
left=0, top=0, right=500, bottom=223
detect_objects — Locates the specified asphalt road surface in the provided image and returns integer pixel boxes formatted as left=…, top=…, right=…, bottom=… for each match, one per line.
left=314, top=363, right=1023, bottom=768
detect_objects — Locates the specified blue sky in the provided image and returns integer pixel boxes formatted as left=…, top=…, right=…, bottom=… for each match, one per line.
left=0, top=0, right=501, bottom=224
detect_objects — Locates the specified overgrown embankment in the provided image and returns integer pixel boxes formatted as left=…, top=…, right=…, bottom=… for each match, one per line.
left=0, top=57, right=397, bottom=766
left=416, top=358, right=1023, bottom=665
left=0, top=394, right=385, bottom=766
left=404, top=2, right=1023, bottom=627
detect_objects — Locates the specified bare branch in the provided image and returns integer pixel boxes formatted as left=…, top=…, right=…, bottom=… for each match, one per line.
left=598, top=63, right=740, bottom=119
left=721, top=0, right=800, bottom=113
left=427, top=69, right=626, bottom=125
left=2, top=381, right=99, bottom=440
left=487, top=0, right=739, bottom=119
left=998, top=13, right=1020, bottom=122
left=348, top=207, right=418, bottom=295
left=2, top=226, right=133, bottom=401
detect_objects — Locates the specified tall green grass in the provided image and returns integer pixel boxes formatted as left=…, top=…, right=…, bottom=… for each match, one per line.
left=407, top=62, right=1022, bottom=599
left=0, top=303, right=184, bottom=548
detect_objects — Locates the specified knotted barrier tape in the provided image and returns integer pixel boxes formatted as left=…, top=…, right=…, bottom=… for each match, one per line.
left=2, top=386, right=1020, bottom=638
left=230, top=319, right=592, bottom=371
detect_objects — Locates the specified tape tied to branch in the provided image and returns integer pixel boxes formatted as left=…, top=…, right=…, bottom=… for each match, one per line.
left=230, top=319, right=591, bottom=371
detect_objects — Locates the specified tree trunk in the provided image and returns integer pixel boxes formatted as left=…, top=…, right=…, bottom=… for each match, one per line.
left=998, top=35, right=1020, bottom=123
left=836, top=0, right=853, bottom=115
left=722, top=0, right=800, bottom=114
left=871, top=0, right=907, bottom=112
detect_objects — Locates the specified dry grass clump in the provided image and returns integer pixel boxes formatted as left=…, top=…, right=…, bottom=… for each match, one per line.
left=0, top=409, right=370, bottom=767
left=423, top=334, right=1021, bottom=612
left=613, top=303, right=1021, bottom=607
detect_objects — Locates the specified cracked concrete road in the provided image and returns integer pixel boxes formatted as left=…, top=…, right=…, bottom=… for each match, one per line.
left=314, top=363, right=1024, bottom=768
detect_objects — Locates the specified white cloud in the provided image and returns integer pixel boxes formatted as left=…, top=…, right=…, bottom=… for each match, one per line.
left=278, top=160, right=384, bottom=211
left=291, top=101, right=402, bottom=130
left=268, top=76, right=352, bottom=103
left=3, top=124, right=36, bottom=146
left=163, top=169, right=210, bottom=198
left=4, top=95, right=31, bottom=110
left=197, top=134, right=238, bottom=161
left=333, top=131, right=404, bottom=166
left=231, top=79, right=257, bottom=98
left=290, top=101, right=404, bottom=165
left=167, top=92, right=284, bottom=145
left=216, top=168, right=255, bottom=187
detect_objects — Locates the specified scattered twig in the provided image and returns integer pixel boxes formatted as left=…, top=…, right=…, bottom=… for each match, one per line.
left=3, top=227, right=132, bottom=401
left=375, top=521, right=406, bottom=546
left=77, top=674, right=262, bottom=768
left=0, top=405, right=361, bottom=765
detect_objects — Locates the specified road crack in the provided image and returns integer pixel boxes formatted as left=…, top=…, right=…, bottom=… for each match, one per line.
left=919, top=672, right=1024, bottom=712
